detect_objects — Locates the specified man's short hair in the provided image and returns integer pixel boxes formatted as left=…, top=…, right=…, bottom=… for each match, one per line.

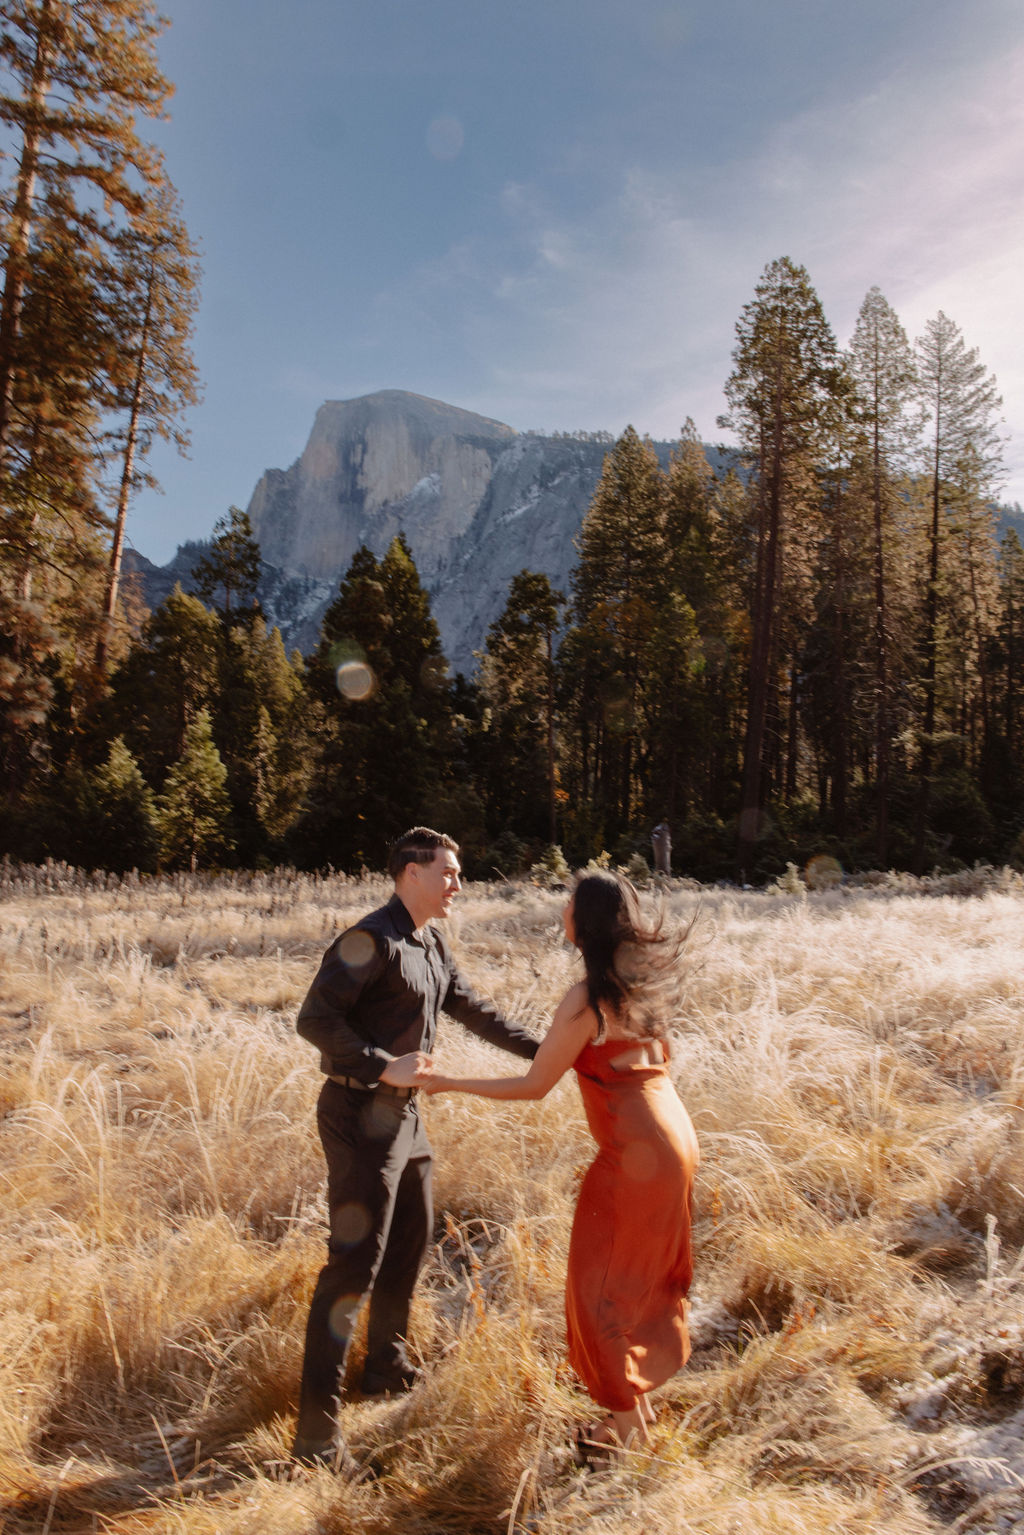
left=388, top=826, right=459, bottom=879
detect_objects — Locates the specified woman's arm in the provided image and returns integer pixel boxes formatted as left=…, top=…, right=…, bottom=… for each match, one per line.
left=423, top=983, right=595, bottom=1101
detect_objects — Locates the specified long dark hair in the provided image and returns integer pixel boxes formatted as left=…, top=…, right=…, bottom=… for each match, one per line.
left=571, top=871, right=689, bottom=1040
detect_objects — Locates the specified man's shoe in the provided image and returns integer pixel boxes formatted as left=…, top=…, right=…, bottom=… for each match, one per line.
left=360, top=1364, right=422, bottom=1398
left=291, top=1434, right=361, bottom=1476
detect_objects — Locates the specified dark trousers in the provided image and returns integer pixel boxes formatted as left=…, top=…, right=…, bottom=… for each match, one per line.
left=295, top=1079, right=432, bottom=1444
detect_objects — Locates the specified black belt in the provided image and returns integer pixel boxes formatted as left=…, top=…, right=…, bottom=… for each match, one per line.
left=328, top=1073, right=416, bottom=1100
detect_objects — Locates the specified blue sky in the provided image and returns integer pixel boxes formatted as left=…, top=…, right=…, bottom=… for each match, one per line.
left=135, top=0, right=1024, bottom=563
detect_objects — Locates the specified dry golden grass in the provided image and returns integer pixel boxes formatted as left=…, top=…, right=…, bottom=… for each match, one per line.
left=1, top=862, right=1023, bottom=1533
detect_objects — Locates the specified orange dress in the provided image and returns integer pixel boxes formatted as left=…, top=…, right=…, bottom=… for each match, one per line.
left=565, top=1036, right=699, bottom=1412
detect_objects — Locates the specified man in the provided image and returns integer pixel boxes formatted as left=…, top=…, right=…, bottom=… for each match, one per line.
left=291, top=826, right=538, bottom=1467
left=651, top=820, right=672, bottom=876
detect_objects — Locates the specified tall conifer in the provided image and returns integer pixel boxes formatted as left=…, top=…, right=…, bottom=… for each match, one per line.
left=912, top=313, right=1004, bottom=868
left=847, top=287, right=921, bottom=862
left=722, top=257, right=844, bottom=876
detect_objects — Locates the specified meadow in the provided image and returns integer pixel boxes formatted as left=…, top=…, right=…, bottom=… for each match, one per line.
left=0, top=861, right=1022, bottom=1534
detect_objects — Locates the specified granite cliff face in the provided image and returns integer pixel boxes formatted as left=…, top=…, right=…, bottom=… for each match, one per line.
left=133, top=390, right=676, bottom=672
left=244, top=389, right=676, bottom=672
left=132, top=392, right=1024, bottom=674
left=248, top=391, right=517, bottom=589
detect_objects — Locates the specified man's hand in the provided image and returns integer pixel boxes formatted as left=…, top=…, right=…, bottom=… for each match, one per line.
left=379, top=1051, right=434, bottom=1088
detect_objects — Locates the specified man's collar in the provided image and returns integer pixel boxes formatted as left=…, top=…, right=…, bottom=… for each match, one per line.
left=387, top=893, right=437, bottom=947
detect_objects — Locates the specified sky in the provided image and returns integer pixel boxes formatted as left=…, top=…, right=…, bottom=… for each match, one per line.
left=134, top=0, right=1024, bottom=564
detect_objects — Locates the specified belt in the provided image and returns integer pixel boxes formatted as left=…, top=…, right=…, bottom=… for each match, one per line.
left=328, top=1074, right=416, bottom=1100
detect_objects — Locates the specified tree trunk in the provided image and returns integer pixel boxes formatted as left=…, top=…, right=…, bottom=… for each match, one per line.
left=913, top=424, right=942, bottom=873
left=784, top=660, right=800, bottom=802
left=545, top=627, right=556, bottom=845
left=871, top=420, right=890, bottom=866
left=738, top=420, right=783, bottom=878
left=0, top=2, right=53, bottom=477
left=96, top=262, right=155, bottom=675
left=831, top=481, right=848, bottom=833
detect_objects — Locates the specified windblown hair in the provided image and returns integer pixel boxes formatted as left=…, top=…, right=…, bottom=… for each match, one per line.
left=571, top=871, right=691, bottom=1040
left=388, top=826, right=459, bottom=878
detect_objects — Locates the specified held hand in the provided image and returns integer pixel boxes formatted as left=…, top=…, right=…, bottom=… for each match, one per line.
left=421, top=1074, right=453, bottom=1095
left=379, top=1051, right=434, bottom=1089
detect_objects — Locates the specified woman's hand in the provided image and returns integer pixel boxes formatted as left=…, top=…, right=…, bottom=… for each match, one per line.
left=421, top=1073, right=452, bottom=1095
left=379, top=1051, right=434, bottom=1088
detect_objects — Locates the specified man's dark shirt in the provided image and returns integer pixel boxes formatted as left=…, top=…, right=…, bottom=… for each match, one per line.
left=296, top=894, right=538, bottom=1083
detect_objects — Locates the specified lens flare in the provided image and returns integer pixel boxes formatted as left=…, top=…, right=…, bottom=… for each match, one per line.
left=332, top=1203, right=372, bottom=1248
left=336, top=659, right=376, bottom=701
left=328, top=1293, right=362, bottom=1343
left=338, top=929, right=377, bottom=972
left=805, top=854, right=843, bottom=890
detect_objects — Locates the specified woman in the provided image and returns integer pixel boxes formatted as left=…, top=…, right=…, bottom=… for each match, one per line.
left=423, top=871, right=699, bottom=1456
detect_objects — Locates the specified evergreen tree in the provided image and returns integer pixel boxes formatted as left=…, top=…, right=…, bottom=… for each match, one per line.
left=643, top=590, right=703, bottom=824
left=480, top=570, right=564, bottom=845
left=567, top=426, right=666, bottom=841
left=191, top=506, right=262, bottom=619
left=96, top=188, right=201, bottom=671
left=659, top=423, right=745, bottom=823
left=108, top=584, right=223, bottom=782
left=0, top=587, right=58, bottom=802
left=847, top=287, right=922, bottom=862
left=217, top=614, right=310, bottom=857
left=78, top=734, right=158, bottom=871
left=800, top=413, right=875, bottom=837
left=296, top=536, right=456, bottom=869
left=0, top=0, right=173, bottom=533
left=996, top=528, right=1024, bottom=760
left=721, top=256, right=845, bottom=877
left=0, top=2, right=200, bottom=824
left=912, top=312, right=1004, bottom=868
left=663, top=420, right=716, bottom=611
left=157, top=707, right=232, bottom=872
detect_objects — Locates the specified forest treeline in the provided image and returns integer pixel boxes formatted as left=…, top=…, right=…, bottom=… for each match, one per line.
left=0, top=7, right=1020, bottom=881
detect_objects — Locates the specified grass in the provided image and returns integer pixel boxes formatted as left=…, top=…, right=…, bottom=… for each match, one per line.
left=0, top=862, right=1022, bottom=1532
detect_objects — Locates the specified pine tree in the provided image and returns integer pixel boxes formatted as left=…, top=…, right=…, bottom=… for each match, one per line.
left=0, top=3, right=200, bottom=814
left=800, top=413, right=875, bottom=836
left=96, top=188, right=201, bottom=671
left=80, top=734, right=158, bottom=870
left=480, top=570, right=564, bottom=845
left=108, top=584, right=223, bottom=782
left=0, top=586, right=59, bottom=799
left=664, top=420, right=716, bottom=610
left=297, top=536, right=456, bottom=869
left=0, top=0, right=172, bottom=507
left=157, top=707, right=232, bottom=872
left=567, top=426, right=667, bottom=839
left=912, top=312, right=1004, bottom=869
left=643, top=590, right=703, bottom=824
left=191, top=507, right=261, bottom=620
left=847, top=287, right=922, bottom=863
left=722, top=256, right=845, bottom=877
left=217, top=614, right=309, bottom=857
left=658, top=422, right=746, bottom=823
left=996, top=528, right=1024, bottom=759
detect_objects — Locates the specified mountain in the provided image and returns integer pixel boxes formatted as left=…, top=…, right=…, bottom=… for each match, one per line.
left=246, top=389, right=654, bottom=672
left=131, top=390, right=688, bottom=672
left=122, top=391, right=1024, bottom=674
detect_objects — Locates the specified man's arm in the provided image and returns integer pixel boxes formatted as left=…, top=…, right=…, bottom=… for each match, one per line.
left=296, top=928, right=397, bottom=1084
left=438, top=937, right=538, bottom=1061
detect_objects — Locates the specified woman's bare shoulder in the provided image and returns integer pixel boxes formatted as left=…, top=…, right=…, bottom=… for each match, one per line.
left=553, top=980, right=597, bottom=1030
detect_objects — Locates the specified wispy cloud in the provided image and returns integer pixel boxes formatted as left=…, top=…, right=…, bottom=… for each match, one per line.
left=391, top=38, right=1024, bottom=496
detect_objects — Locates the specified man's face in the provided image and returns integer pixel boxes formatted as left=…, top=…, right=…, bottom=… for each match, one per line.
left=409, top=847, right=462, bottom=922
